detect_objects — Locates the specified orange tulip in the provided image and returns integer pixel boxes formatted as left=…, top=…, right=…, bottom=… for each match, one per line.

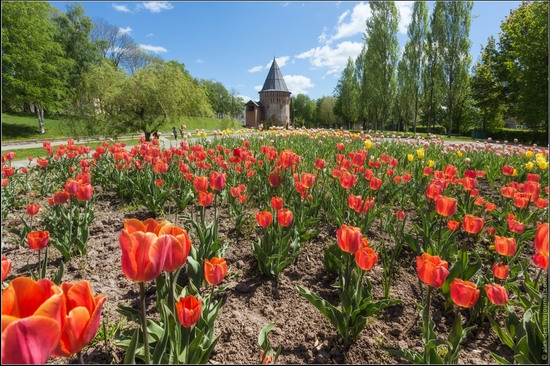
left=396, top=210, right=405, bottom=220
left=300, top=173, right=317, bottom=189
left=492, top=263, right=509, bottom=280
left=339, top=171, right=357, bottom=190
left=176, top=295, right=202, bottom=328
left=204, top=257, right=228, bottom=286
left=501, top=186, right=517, bottom=198
left=355, top=239, right=378, bottom=271
left=2, top=277, right=65, bottom=364
left=26, top=203, right=40, bottom=216
left=1, top=256, right=11, bottom=282
left=209, top=171, right=226, bottom=191
left=119, top=220, right=167, bottom=282
left=426, top=180, right=445, bottom=201
left=198, top=191, right=213, bottom=207
left=513, top=192, right=529, bottom=208
left=416, top=253, right=450, bottom=288
left=462, top=214, right=484, bottom=234
left=271, top=197, right=283, bottom=211
left=27, top=230, right=50, bottom=251
left=193, top=176, right=209, bottom=192
left=336, top=225, right=362, bottom=254
left=315, top=158, right=326, bottom=170
left=256, top=211, right=273, bottom=228
left=64, top=179, right=79, bottom=196
left=523, top=181, right=540, bottom=202
left=54, top=281, right=106, bottom=357
left=507, top=218, right=525, bottom=234
left=53, top=191, right=70, bottom=205
left=435, top=195, right=457, bottom=217
left=450, top=279, right=480, bottom=308
left=494, top=236, right=516, bottom=257
left=485, top=284, right=508, bottom=306
left=277, top=209, right=293, bottom=227
left=369, top=177, right=383, bottom=191
left=534, top=223, right=548, bottom=257
left=348, top=194, right=363, bottom=213
left=501, top=165, right=514, bottom=176
left=157, top=224, right=192, bottom=273
left=447, top=220, right=459, bottom=231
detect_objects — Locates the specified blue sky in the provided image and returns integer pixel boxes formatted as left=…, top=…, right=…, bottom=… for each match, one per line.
left=50, top=1, right=521, bottom=101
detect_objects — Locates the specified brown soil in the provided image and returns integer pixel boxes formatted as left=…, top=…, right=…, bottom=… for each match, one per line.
left=2, top=187, right=515, bottom=365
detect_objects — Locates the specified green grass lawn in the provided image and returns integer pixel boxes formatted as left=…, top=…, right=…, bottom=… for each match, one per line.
left=2, top=113, right=244, bottom=142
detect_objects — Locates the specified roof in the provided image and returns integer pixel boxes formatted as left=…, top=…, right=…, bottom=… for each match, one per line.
left=261, top=58, right=290, bottom=93
left=245, top=100, right=260, bottom=107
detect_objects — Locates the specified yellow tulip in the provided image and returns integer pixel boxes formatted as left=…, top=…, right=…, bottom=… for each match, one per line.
left=416, top=148, right=425, bottom=159
left=526, top=162, right=534, bottom=171
left=537, top=160, right=549, bottom=170
left=525, top=150, right=533, bottom=158
left=364, top=139, right=373, bottom=149
left=428, top=160, right=435, bottom=168
left=512, top=168, right=518, bottom=176
left=457, top=151, right=463, bottom=158
left=407, top=154, right=414, bottom=162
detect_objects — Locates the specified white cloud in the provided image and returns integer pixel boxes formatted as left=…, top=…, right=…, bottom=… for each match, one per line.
left=284, top=75, right=315, bottom=95
left=112, top=4, right=131, bottom=13
left=396, top=1, right=414, bottom=34
left=238, top=95, right=253, bottom=102
left=254, top=85, right=262, bottom=92
left=266, top=56, right=290, bottom=69
left=318, top=26, right=328, bottom=44
left=118, top=26, right=132, bottom=35
left=296, top=41, right=363, bottom=75
left=146, top=33, right=154, bottom=37
left=248, top=65, right=264, bottom=73
left=139, top=2, right=174, bottom=13
left=331, top=2, right=371, bottom=42
left=196, top=59, right=204, bottom=64
left=139, top=44, right=168, bottom=53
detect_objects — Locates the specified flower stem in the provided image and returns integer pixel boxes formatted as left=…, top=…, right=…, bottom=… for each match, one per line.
left=139, top=282, right=151, bottom=364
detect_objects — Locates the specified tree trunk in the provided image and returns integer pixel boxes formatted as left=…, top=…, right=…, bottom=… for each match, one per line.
left=144, top=130, right=151, bottom=141
left=413, top=90, right=419, bottom=134
left=36, top=105, right=46, bottom=134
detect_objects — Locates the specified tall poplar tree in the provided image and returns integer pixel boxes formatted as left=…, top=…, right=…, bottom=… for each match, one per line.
left=364, top=1, right=399, bottom=131
left=334, top=57, right=360, bottom=130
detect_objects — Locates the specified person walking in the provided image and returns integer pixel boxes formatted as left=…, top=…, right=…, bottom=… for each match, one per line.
left=172, top=127, right=178, bottom=140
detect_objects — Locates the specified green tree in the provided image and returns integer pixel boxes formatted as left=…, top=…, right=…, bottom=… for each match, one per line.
left=334, top=57, right=360, bottom=130
left=2, top=1, right=72, bottom=133
left=354, top=46, right=368, bottom=129
left=292, top=94, right=316, bottom=127
left=498, top=1, right=548, bottom=131
left=201, top=80, right=231, bottom=118
left=316, top=97, right=338, bottom=128
left=363, top=1, right=399, bottom=131
left=404, top=1, right=429, bottom=132
left=52, top=4, right=102, bottom=93
left=394, top=47, right=415, bottom=131
left=422, top=3, right=445, bottom=132
left=471, top=36, right=505, bottom=132
left=436, top=1, right=473, bottom=136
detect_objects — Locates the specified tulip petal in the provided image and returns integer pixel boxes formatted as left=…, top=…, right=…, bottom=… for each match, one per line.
left=1, top=316, right=61, bottom=364
left=65, top=281, right=95, bottom=315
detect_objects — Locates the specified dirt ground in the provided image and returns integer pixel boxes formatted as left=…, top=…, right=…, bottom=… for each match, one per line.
left=2, top=187, right=514, bottom=364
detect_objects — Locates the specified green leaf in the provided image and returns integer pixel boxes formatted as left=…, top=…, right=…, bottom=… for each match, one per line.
left=296, top=285, right=346, bottom=338
left=124, top=328, right=140, bottom=364
left=258, top=322, right=277, bottom=349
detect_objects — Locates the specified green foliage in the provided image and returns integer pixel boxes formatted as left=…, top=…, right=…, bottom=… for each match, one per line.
left=292, top=94, right=317, bottom=127
left=316, top=97, right=339, bottom=127
left=334, top=58, right=360, bottom=129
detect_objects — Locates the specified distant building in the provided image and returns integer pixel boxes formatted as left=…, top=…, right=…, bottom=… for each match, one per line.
left=245, top=58, right=291, bottom=128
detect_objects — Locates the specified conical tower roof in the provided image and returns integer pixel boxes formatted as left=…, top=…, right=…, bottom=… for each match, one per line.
left=261, top=58, right=290, bottom=93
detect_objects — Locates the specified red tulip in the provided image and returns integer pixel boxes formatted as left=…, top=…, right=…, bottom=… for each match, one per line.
left=53, top=191, right=70, bottom=205
left=435, top=195, right=457, bottom=217
left=1, top=256, right=12, bottom=282
left=462, top=214, right=484, bottom=234
left=256, top=211, right=273, bottom=228
left=396, top=210, right=405, bottom=220
left=348, top=194, right=363, bottom=213
left=271, top=197, right=283, bottom=211
left=119, top=220, right=167, bottom=282
left=300, top=173, right=317, bottom=189
left=315, top=158, right=326, bottom=170
left=416, top=253, right=450, bottom=288
left=339, top=171, right=358, bottom=190
left=27, top=230, right=50, bottom=250
left=54, top=281, right=106, bottom=357
left=523, top=181, right=540, bottom=202
left=485, top=284, right=508, bottom=306
left=355, top=239, right=378, bottom=270
left=76, top=183, right=93, bottom=201
left=209, top=171, right=226, bottom=191
left=502, top=165, right=514, bottom=176
left=533, top=252, right=548, bottom=269
left=426, top=180, right=445, bottom=201
left=535, top=198, right=549, bottom=209
left=277, top=209, right=293, bottom=227
left=369, top=177, right=383, bottom=191
left=26, top=203, right=40, bottom=216
left=198, top=191, right=213, bottom=207
left=450, top=279, right=480, bottom=308
left=176, top=295, right=202, bottom=328
left=501, top=186, right=517, bottom=198
left=492, top=263, right=509, bottom=280
left=494, top=236, right=517, bottom=257
left=204, top=257, right=228, bottom=286
left=268, top=172, right=281, bottom=187
left=2, top=277, right=65, bottom=364
left=64, top=179, right=79, bottom=196
left=336, top=225, right=362, bottom=254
